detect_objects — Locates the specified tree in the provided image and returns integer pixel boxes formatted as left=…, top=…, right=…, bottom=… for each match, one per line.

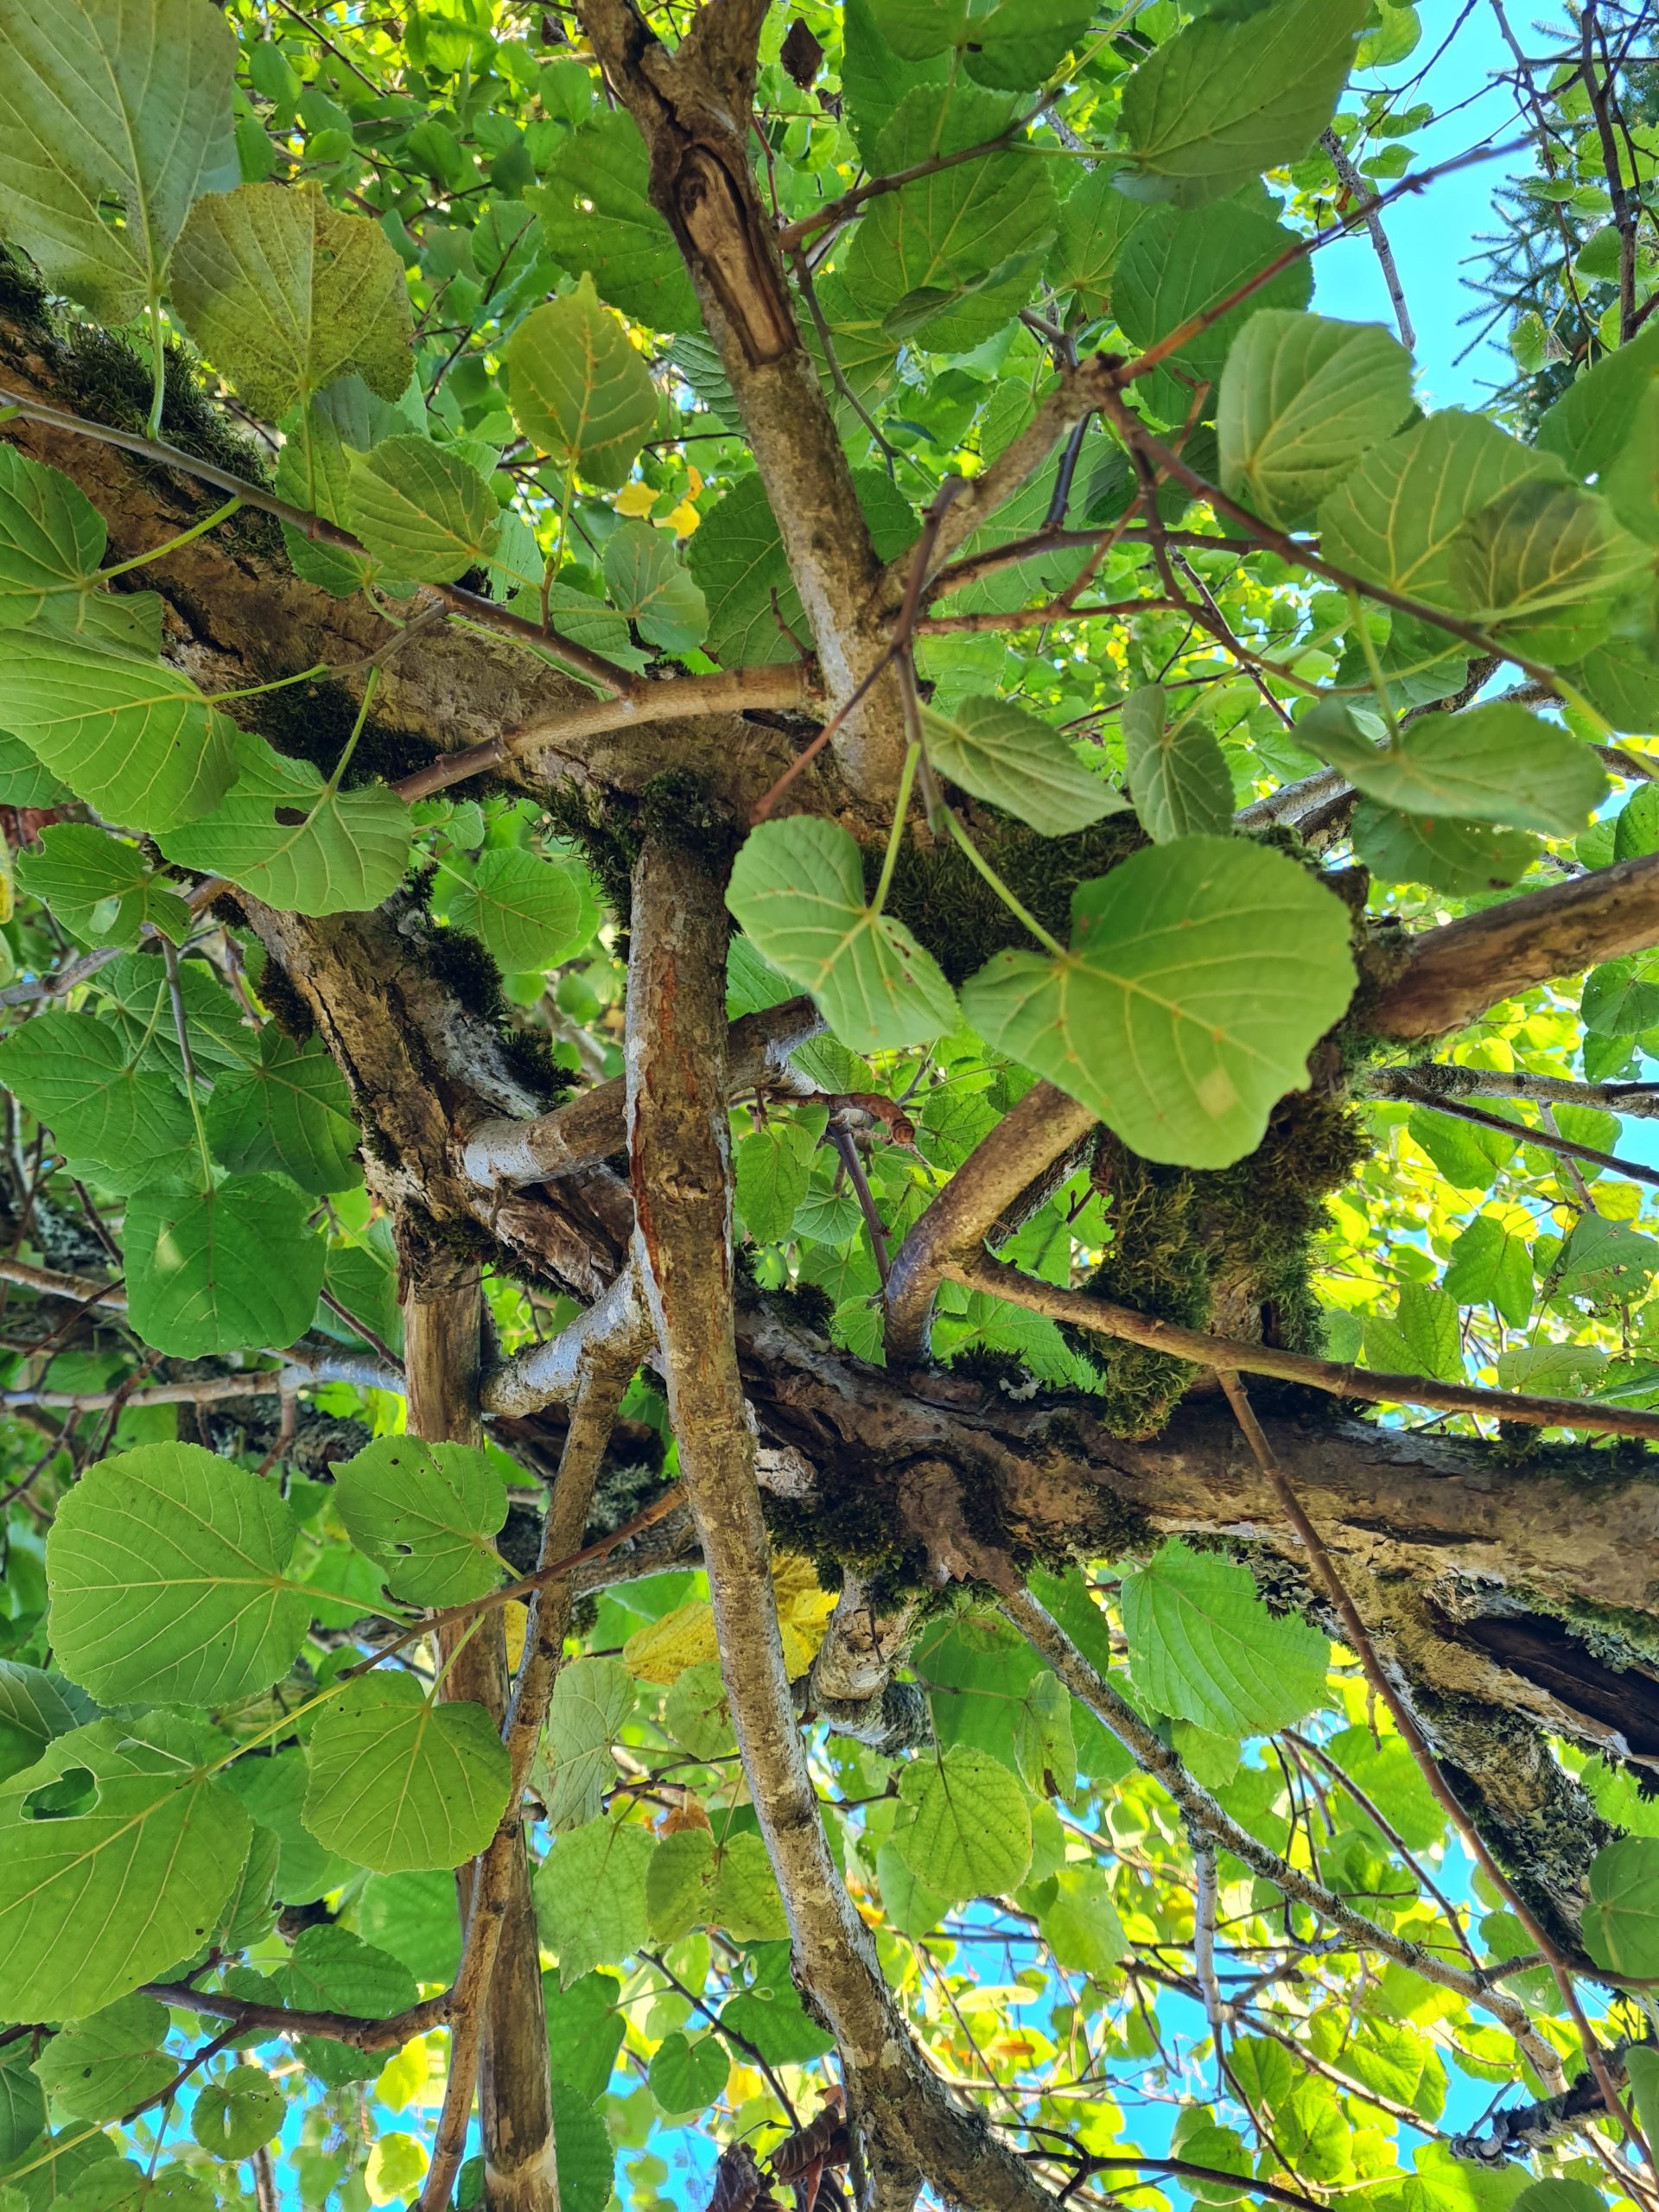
left=0, top=1, right=1657, bottom=2209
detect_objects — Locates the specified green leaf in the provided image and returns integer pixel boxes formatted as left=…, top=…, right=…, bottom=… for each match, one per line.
left=727, top=817, right=959, bottom=1052
left=0, top=727, right=72, bottom=806
left=1351, top=801, right=1539, bottom=894
left=0, top=2046, right=46, bottom=2164
left=204, top=1028, right=363, bottom=1195
left=1628, top=2049, right=1659, bottom=2159
left=534, top=1816, right=655, bottom=1986
left=0, top=1662, right=98, bottom=1790
left=14, top=824, right=189, bottom=948
left=1122, top=683, right=1235, bottom=841
left=1449, top=480, right=1627, bottom=658
left=1114, top=202, right=1314, bottom=423
left=662, top=1662, right=736, bottom=1763
left=280, top=1923, right=417, bottom=2018
left=331, top=1435, right=507, bottom=1606
left=601, top=521, right=707, bottom=652
left=189, top=2066, right=283, bottom=2161
left=0, top=448, right=106, bottom=626
left=348, top=1869, right=461, bottom=1986
left=224, top=1750, right=354, bottom=1908
left=842, top=86, right=1058, bottom=352
left=1218, top=311, right=1414, bottom=528
left=0, top=637, right=236, bottom=832
left=30, top=1997, right=173, bottom=2123
left=444, top=848, right=596, bottom=971
left=686, top=467, right=916, bottom=668
left=1120, top=1537, right=1330, bottom=1735
left=125, top=1174, right=327, bottom=1358
left=720, top=1947, right=836, bottom=2063
left=922, top=695, right=1125, bottom=836
left=1537, top=320, right=1659, bottom=483
left=1442, top=1214, right=1534, bottom=1328
left=541, top=1657, right=633, bottom=1833
left=0, top=1713, right=251, bottom=2022
left=0, top=1011, right=199, bottom=1192
left=525, top=112, right=699, bottom=334
left=1039, top=1866, right=1130, bottom=1978
left=1046, top=168, right=1145, bottom=309
left=160, top=738, right=409, bottom=914
left=90, top=951, right=251, bottom=1079
left=734, top=1119, right=818, bottom=1244
left=896, top=1746, right=1031, bottom=1907
left=647, top=2031, right=727, bottom=2120
left=549, top=2084, right=613, bottom=2212
left=0, top=0, right=238, bottom=321
left=45, top=1441, right=312, bottom=1706
left=172, top=182, right=412, bottom=420
left=1556, top=1211, right=1659, bottom=1300
left=647, top=1827, right=787, bottom=1945
left=1319, top=410, right=1564, bottom=613
left=1362, top=1280, right=1463, bottom=1384
left=880, top=0, right=1092, bottom=90
left=302, top=1674, right=511, bottom=1872
left=275, top=381, right=403, bottom=598
left=1300, top=699, right=1605, bottom=836
left=346, top=435, right=500, bottom=584
left=1584, top=1835, right=1659, bottom=1976
left=504, top=275, right=659, bottom=490
left=543, top=1972, right=624, bottom=2105
left=1583, top=951, right=1659, bottom=1036
left=961, top=837, right=1355, bottom=1169
left=1122, top=0, right=1366, bottom=205
left=1407, top=1102, right=1517, bottom=1191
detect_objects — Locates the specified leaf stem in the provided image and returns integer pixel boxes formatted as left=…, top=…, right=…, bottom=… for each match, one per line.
left=100, top=496, right=244, bottom=580
left=942, top=807, right=1068, bottom=960
left=146, top=298, right=167, bottom=440
left=162, top=935, right=213, bottom=1191
left=871, top=741, right=921, bottom=918
left=207, top=662, right=331, bottom=707
left=1347, top=588, right=1400, bottom=739
left=327, top=664, right=382, bottom=795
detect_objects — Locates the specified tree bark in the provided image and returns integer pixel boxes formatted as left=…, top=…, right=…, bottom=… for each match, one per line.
left=404, top=1267, right=558, bottom=2212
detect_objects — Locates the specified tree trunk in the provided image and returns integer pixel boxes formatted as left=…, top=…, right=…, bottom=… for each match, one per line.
left=404, top=1265, right=559, bottom=2212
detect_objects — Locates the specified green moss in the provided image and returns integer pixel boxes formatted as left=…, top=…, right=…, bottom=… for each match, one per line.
left=496, top=1025, right=569, bottom=1109
left=238, top=671, right=440, bottom=791
left=543, top=785, right=640, bottom=929
left=0, top=242, right=51, bottom=328
left=1068, top=1093, right=1367, bottom=1437
left=880, top=811, right=1147, bottom=986
left=639, top=771, right=741, bottom=874
left=252, top=958, right=316, bottom=1043
left=541, top=774, right=737, bottom=942
left=424, top=922, right=507, bottom=1025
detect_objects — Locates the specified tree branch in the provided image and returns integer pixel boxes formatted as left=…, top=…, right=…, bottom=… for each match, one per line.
left=143, top=1984, right=449, bottom=2052
left=1371, top=1064, right=1659, bottom=1119
left=1375, top=1079, right=1659, bottom=1190
left=1319, top=129, right=1416, bottom=349
left=404, top=1269, right=556, bottom=2212
left=995, top=1584, right=1566, bottom=2085
left=963, top=1254, right=1659, bottom=1442
left=1367, top=851, right=1659, bottom=1039
left=884, top=1083, right=1096, bottom=1363
left=462, top=997, right=823, bottom=1188
left=623, top=833, right=1056, bottom=2212
left=575, top=0, right=906, bottom=800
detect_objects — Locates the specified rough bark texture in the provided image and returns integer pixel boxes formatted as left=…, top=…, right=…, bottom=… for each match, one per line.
left=404, top=1274, right=558, bottom=2212
left=622, top=834, right=1056, bottom=2212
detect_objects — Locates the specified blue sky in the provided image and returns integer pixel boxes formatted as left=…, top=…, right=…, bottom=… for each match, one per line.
left=1313, top=1, right=1559, bottom=407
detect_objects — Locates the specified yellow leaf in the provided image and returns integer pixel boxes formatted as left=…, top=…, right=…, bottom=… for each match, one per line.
left=624, top=1597, right=716, bottom=1684
left=664, top=498, right=701, bottom=536
left=623, top=1556, right=832, bottom=1683
left=365, top=2133, right=429, bottom=2204
left=374, top=2037, right=429, bottom=2113
left=503, top=1599, right=528, bottom=1672
left=614, top=480, right=658, bottom=518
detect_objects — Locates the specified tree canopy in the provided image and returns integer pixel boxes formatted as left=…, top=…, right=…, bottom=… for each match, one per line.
left=0, top=4, right=1657, bottom=2212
